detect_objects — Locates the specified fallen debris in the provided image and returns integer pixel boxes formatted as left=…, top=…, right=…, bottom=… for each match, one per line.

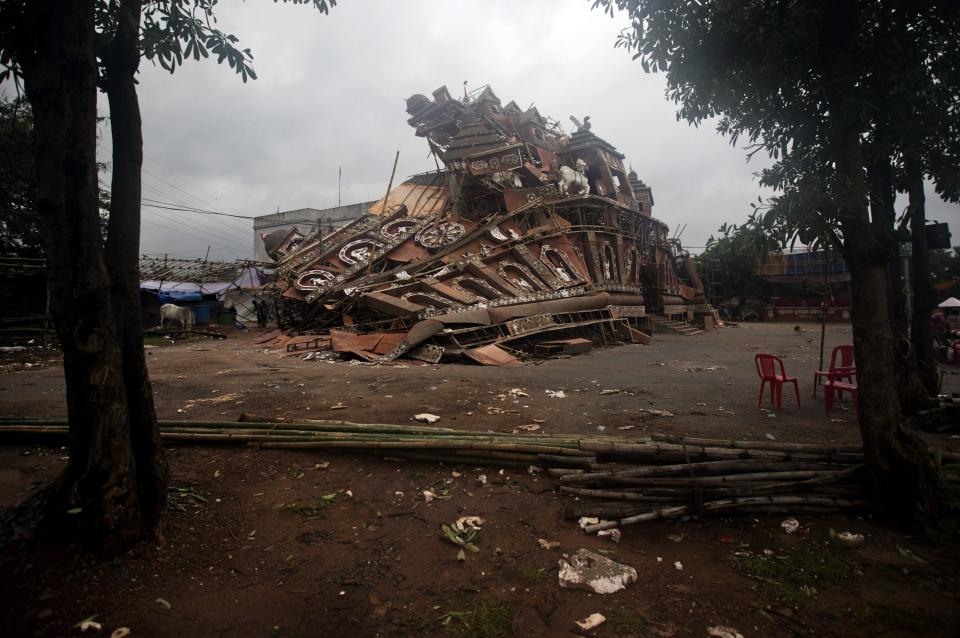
left=781, top=518, right=800, bottom=534
left=413, top=413, right=440, bottom=424
left=258, top=83, right=710, bottom=366
left=597, top=528, right=621, bottom=543
left=707, top=626, right=744, bottom=638
left=545, top=390, right=567, bottom=399
left=558, top=548, right=638, bottom=594
left=831, top=530, right=865, bottom=546
left=453, top=516, right=484, bottom=532
left=538, top=538, right=561, bottom=551
left=74, top=615, right=102, bottom=633
left=574, top=613, right=606, bottom=631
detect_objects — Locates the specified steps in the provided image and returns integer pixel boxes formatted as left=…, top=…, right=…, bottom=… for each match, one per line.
left=649, top=315, right=704, bottom=336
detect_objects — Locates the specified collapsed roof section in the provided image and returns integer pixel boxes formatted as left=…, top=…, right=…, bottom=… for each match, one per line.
left=271, top=84, right=706, bottom=364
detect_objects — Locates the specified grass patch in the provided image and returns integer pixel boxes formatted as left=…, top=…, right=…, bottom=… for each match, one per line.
left=505, top=563, right=547, bottom=585
left=607, top=608, right=650, bottom=636
left=400, top=600, right=516, bottom=638
left=734, top=548, right=853, bottom=606
left=283, top=492, right=340, bottom=518
left=143, top=334, right=172, bottom=347
left=859, top=603, right=936, bottom=634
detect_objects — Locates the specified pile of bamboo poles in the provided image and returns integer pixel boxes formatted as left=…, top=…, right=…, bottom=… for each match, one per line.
left=0, top=417, right=598, bottom=469
left=554, top=433, right=872, bottom=532
left=3, top=419, right=956, bottom=532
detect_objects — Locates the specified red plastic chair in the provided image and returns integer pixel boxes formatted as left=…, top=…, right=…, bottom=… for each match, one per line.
left=813, top=345, right=855, bottom=397
left=755, top=354, right=800, bottom=410
left=825, top=380, right=857, bottom=415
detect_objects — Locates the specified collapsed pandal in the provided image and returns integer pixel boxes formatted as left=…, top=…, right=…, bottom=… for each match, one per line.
left=264, top=85, right=708, bottom=364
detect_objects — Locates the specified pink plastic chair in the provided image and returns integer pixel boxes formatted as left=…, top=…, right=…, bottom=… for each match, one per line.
left=755, top=353, right=800, bottom=410
left=813, top=345, right=855, bottom=397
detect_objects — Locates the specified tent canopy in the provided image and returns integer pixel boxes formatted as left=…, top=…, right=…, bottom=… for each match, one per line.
left=939, top=297, right=960, bottom=308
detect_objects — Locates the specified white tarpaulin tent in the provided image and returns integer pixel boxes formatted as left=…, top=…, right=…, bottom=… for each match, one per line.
left=938, top=297, right=960, bottom=308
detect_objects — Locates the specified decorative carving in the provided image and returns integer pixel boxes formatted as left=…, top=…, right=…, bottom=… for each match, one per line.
left=416, top=222, right=465, bottom=248
left=380, top=217, right=421, bottom=239
left=295, top=270, right=336, bottom=291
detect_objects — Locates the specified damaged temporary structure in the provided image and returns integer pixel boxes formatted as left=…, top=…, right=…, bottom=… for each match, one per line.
left=267, top=84, right=708, bottom=364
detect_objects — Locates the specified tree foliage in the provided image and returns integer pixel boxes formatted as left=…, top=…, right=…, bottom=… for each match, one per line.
left=0, top=0, right=337, bottom=549
left=594, top=0, right=959, bottom=523
left=0, top=97, right=40, bottom=257
left=696, top=210, right=787, bottom=301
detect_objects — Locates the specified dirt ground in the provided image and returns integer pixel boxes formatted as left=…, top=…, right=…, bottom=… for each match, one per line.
left=1, top=322, right=959, bottom=637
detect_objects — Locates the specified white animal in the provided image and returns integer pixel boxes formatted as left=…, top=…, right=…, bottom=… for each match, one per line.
left=160, top=303, right=194, bottom=329
left=557, top=158, right=590, bottom=197
left=490, top=170, right=523, bottom=189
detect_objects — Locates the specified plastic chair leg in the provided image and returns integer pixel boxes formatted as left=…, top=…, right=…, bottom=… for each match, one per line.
left=774, top=381, right=782, bottom=410
left=791, top=380, right=800, bottom=409
left=758, top=379, right=766, bottom=408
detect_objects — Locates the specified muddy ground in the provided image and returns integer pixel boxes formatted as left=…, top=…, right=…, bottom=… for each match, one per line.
left=1, top=322, right=958, bottom=637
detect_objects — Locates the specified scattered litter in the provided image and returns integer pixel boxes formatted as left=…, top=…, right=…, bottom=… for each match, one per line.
left=513, top=423, right=541, bottom=434
left=896, top=545, right=929, bottom=564
left=507, top=388, right=529, bottom=397
left=422, top=490, right=435, bottom=503
left=0, top=346, right=26, bottom=353
left=597, top=528, right=621, bottom=543
left=476, top=474, right=488, bottom=486
left=656, top=557, right=663, bottom=563
left=831, top=530, right=864, bottom=546
left=684, top=365, right=723, bottom=372
left=74, top=615, right=102, bottom=632
left=718, top=535, right=734, bottom=544
left=574, top=613, right=606, bottom=631
left=617, top=425, right=635, bottom=431
left=598, top=389, right=621, bottom=395
left=674, top=560, right=683, bottom=571
left=643, top=409, right=674, bottom=417
left=596, top=425, right=606, bottom=432
left=538, top=538, right=561, bottom=550
left=156, top=597, right=172, bottom=610
left=413, top=413, right=440, bottom=423
left=578, top=516, right=599, bottom=530
left=707, top=626, right=744, bottom=638
left=111, top=629, right=131, bottom=638
left=451, top=471, right=461, bottom=478
left=765, top=433, right=777, bottom=440
left=545, top=389, right=567, bottom=399
left=330, top=402, right=348, bottom=410
left=781, top=518, right=800, bottom=534
left=453, top=516, right=484, bottom=532
left=558, top=548, right=638, bottom=594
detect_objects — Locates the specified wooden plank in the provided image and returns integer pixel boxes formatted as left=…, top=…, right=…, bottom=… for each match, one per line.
left=464, top=344, right=523, bottom=367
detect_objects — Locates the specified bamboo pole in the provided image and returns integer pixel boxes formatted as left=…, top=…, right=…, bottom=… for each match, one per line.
left=560, top=459, right=851, bottom=483
left=584, top=495, right=869, bottom=532
left=650, top=433, right=862, bottom=454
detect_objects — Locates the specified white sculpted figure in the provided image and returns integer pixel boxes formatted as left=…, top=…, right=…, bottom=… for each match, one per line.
left=557, top=158, right=590, bottom=197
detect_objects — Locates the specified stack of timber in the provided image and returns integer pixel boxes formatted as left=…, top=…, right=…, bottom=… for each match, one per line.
left=0, top=418, right=599, bottom=469
left=2, top=420, right=956, bottom=530
left=557, top=434, right=873, bottom=533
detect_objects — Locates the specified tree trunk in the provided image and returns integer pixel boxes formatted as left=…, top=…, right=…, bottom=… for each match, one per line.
left=866, top=151, right=930, bottom=413
left=905, top=153, right=940, bottom=397
left=19, top=1, right=147, bottom=549
left=821, top=0, right=937, bottom=523
left=102, top=0, right=169, bottom=537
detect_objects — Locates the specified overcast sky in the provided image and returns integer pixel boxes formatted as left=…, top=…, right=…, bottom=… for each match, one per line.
left=96, top=0, right=957, bottom=262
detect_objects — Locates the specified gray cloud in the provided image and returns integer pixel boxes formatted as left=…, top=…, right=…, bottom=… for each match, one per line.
left=91, top=0, right=956, bottom=261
